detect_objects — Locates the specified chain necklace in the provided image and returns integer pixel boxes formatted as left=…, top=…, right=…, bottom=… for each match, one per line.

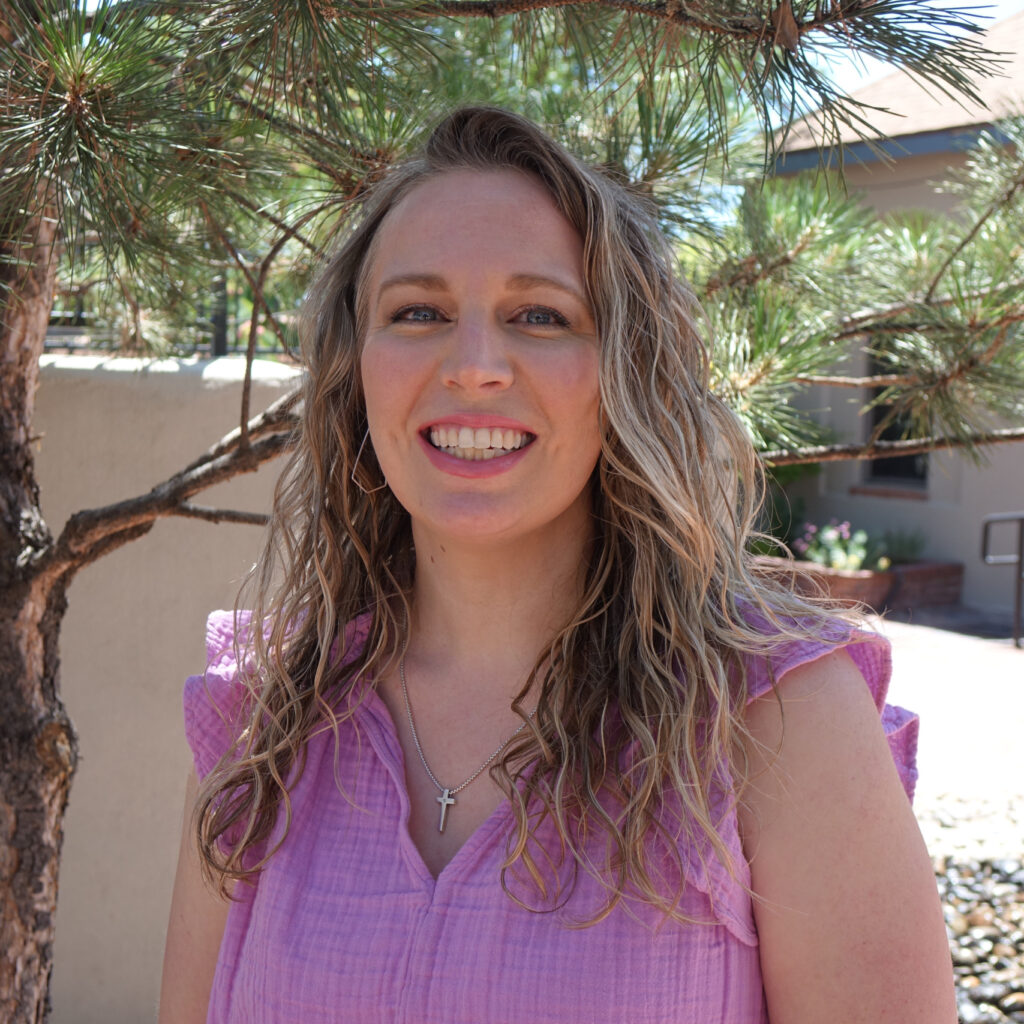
left=398, top=649, right=537, bottom=834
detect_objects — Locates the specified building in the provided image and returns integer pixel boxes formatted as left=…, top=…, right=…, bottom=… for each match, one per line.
left=775, top=12, right=1024, bottom=617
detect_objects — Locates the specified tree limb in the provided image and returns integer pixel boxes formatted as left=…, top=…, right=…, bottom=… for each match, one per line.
left=223, top=190, right=319, bottom=254
left=45, top=431, right=294, bottom=583
left=229, top=93, right=386, bottom=192
left=924, top=169, right=1024, bottom=303
left=173, top=503, right=269, bottom=525
left=233, top=202, right=333, bottom=446
left=181, top=385, right=302, bottom=474
left=704, top=224, right=817, bottom=297
left=218, top=233, right=293, bottom=355
left=837, top=278, right=1024, bottom=338
left=762, top=426, right=1024, bottom=466
left=792, top=373, right=917, bottom=388
left=395, top=0, right=856, bottom=37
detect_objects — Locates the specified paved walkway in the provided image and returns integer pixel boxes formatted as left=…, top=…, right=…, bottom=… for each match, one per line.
left=871, top=615, right=1024, bottom=858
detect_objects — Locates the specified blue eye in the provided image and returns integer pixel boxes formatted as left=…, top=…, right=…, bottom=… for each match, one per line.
left=518, top=306, right=570, bottom=327
left=392, top=305, right=443, bottom=323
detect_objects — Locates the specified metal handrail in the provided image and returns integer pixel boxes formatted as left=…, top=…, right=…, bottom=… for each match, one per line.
left=981, top=512, right=1024, bottom=648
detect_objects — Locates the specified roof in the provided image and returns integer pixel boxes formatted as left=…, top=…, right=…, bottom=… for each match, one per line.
left=780, top=9, right=1024, bottom=161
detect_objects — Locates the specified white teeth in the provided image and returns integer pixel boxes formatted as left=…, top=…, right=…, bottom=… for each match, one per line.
left=427, top=423, right=530, bottom=456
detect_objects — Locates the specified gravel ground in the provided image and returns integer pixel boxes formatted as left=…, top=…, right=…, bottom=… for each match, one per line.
left=918, top=796, right=1024, bottom=1023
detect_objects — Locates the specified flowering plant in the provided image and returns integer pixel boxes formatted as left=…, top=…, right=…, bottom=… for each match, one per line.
left=791, top=520, right=892, bottom=572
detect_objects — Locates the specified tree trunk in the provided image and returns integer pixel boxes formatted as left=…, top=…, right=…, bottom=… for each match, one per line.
left=0, top=203, right=76, bottom=1022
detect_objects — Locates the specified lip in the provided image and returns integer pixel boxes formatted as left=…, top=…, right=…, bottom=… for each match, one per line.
left=416, top=430, right=534, bottom=478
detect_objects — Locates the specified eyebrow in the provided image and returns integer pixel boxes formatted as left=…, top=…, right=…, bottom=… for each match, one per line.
left=376, top=272, right=588, bottom=306
left=376, top=273, right=447, bottom=296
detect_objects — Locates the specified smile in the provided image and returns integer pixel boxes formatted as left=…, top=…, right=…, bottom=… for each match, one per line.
left=426, top=424, right=534, bottom=462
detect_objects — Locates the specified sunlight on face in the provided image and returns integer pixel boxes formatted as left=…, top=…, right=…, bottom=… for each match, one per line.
left=359, top=169, right=602, bottom=554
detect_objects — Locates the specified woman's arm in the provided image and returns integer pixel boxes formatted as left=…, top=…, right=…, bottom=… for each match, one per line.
left=737, top=648, right=956, bottom=1024
left=158, top=769, right=231, bottom=1024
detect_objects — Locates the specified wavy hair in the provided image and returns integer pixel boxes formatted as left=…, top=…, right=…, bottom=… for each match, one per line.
left=195, top=106, right=847, bottom=922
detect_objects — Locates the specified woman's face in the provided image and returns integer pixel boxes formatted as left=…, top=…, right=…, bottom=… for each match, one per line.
left=359, top=168, right=602, bottom=552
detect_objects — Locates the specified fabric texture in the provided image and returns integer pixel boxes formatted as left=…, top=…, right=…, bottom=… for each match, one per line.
left=184, top=610, right=916, bottom=1024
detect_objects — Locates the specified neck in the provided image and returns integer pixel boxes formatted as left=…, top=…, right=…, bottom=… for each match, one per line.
left=404, top=516, right=592, bottom=702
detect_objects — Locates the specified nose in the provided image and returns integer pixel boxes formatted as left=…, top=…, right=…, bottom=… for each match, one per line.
left=441, top=316, right=514, bottom=392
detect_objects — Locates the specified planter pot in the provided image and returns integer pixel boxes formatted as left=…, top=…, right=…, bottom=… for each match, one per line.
left=887, top=561, right=964, bottom=611
left=753, top=557, right=965, bottom=613
left=753, top=556, right=893, bottom=612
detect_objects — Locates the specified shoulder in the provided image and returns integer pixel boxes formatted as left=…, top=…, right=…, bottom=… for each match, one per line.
left=739, top=615, right=892, bottom=711
left=736, top=648, right=955, bottom=1022
left=736, top=615, right=917, bottom=800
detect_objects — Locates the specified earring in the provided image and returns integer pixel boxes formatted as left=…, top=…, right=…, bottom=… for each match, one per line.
left=350, top=429, right=388, bottom=494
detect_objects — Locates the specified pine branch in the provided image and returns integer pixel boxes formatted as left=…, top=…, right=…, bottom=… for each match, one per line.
left=229, top=93, right=387, bottom=191
left=762, top=426, right=1024, bottom=466
left=924, top=169, right=1024, bottom=303
left=223, top=191, right=318, bottom=254
left=392, top=0, right=864, bottom=39
left=704, top=223, right=818, bottom=297
left=225, top=202, right=330, bottom=446
left=46, top=429, right=294, bottom=581
left=792, top=373, right=917, bottom=388
left=181, top=386, right=301, bottom=474
left=216, top=230, right=292, bottom=354
left=838, top=280, right=1024, bottom=339
left=173, top=503, right=269, bottom=525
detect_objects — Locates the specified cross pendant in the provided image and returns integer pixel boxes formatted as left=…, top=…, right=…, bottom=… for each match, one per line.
left=437, top=788, right=455, bottom=833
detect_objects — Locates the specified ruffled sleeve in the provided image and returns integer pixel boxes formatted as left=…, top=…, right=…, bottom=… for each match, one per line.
left=183, top=609, right=254, bottom=782
left=183, top=609, right=376, bottom=782
left=743, top=624, right=919, bottom=802
left=683, top=623, right=919, bottom=946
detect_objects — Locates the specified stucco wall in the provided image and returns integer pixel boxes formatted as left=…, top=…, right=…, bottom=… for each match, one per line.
left=842, top=150, right=970, bottom=216
left=777, top=156, right=1024, bottom=614
left=788, top=352, right=1024, bottom=615
left=34, top=356, right=299, bottom=1023
left=788, top=443, right=1024, bottom=614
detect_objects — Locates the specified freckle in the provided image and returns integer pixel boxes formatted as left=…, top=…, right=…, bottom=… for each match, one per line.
left=440, top=545, right=446, bottom=553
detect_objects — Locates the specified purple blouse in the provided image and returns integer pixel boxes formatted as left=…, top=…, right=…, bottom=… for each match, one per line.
left=184, top=611, right=917, bottom=1024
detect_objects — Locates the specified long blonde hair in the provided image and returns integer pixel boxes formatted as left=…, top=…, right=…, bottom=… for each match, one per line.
left=196, top=106, right=843, bottom=921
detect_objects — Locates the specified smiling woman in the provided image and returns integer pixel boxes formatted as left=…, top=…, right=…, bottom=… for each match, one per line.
left=360, top=168, right=601, bottom=551
left=159, top=108, right=956, bottom=1024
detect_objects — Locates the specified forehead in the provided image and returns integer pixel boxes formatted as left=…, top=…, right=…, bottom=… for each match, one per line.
left=364, top=168, right=586, bottom=290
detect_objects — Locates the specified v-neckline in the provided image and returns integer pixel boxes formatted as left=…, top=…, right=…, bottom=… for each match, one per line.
left=357, top=683, right=518, bottom=892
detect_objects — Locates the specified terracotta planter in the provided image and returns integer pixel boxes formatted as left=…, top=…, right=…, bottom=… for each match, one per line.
left=753, top=556, right=894, bottom=611
left=752, top=557, right=965, bottom=613
left=887, top=561, right=964, bottom=610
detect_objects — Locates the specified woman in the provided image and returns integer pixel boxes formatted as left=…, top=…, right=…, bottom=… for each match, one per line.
left=160, top=107, right=955, bottom=1023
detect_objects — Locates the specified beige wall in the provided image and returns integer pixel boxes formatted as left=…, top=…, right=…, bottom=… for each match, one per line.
left=789, top=351, right=1024, bottom=614
left=34, top=355, right=299, bottom=1023
left=779, top=147, right=1024, bottom=611
left=789, top=443, right=1024, bottom=614
left=842, top=150, right=970, bottom=215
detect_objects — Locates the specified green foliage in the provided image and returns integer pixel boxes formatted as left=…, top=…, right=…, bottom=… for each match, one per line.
left=791, top=519, right=890, bottom=572
left=3, top=0, right=1022, bottom=462
left=880, top=528, right=927, bottom=565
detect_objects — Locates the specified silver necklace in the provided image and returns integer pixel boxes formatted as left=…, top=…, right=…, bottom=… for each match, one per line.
left=398, top=650, right=537, bottom=834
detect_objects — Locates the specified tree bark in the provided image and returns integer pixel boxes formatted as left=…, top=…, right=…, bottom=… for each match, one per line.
left=0, top=200, right=75, bottom=1022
